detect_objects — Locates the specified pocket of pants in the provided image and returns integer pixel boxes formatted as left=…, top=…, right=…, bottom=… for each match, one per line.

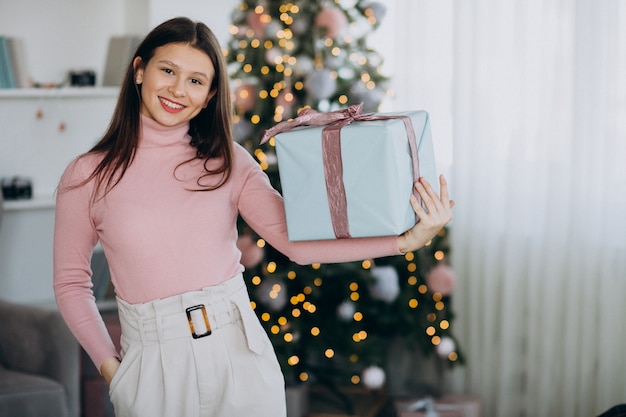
left=231, top=294, right=270, bottom=355
left=108, top=345, right=139, bottom=399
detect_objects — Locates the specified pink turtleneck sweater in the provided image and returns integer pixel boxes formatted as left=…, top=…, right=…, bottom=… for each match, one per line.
left=53, top=115, right=401, bottom=370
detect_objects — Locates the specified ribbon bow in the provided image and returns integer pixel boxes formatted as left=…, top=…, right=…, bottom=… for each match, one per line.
left=261, top=103, right=422, bottom=239
left=260, top=103, right=366, bottom=145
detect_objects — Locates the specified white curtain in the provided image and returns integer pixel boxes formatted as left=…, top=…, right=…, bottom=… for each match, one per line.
left=380, top=1, right=626, bottom=416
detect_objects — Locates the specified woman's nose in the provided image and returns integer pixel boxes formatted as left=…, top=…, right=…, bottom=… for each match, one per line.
left=169, top=78, right=186, bottom=97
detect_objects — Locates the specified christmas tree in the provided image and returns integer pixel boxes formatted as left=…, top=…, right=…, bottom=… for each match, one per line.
left=226, top=0, right=463, bottom=394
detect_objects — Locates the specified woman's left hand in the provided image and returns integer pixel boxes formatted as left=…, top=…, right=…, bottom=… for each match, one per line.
left=397, top=175, right=454, bottom=253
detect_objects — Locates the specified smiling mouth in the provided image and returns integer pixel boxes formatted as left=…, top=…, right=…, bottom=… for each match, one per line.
left=159, top=97, right=186, bottom=111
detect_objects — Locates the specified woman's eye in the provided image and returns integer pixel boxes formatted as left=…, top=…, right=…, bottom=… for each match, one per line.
left=190, top=78, right=202, bottom=85
left=162, top=68, right=173, bottom=74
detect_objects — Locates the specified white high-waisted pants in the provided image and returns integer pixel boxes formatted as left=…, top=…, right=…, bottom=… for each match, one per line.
left=108, top=274, right=286, bottom=417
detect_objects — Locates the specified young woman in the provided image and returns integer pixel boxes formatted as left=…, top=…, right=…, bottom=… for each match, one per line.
left=53, top=17, right=453, bottom=417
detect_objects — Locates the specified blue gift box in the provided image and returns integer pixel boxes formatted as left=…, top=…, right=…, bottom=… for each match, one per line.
left=272, top=109, right=438, bottom=241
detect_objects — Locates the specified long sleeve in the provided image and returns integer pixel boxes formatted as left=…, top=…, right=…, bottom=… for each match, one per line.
left=52, top=122, right=403, bottom=372
left=53, top=156, right=118, bottom=370
left=235, top=146, right=402, bottom=264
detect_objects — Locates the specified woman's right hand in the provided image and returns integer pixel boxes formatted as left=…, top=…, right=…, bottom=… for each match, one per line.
left=100, top=356, right=121, bottom=385
left=397, top=175, right=454, bottom=253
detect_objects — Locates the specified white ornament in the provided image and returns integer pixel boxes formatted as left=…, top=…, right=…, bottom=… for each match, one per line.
left=265, top=21, right=283, bottom=39
left=338, top=67, right=355, bottom=79
left=265, top=47, right=283, bottom=65
left=339, top=0, right=358, bottom=8
left=337, top=300, right=356, bottom=321
left=290, top=18, right=308, bottom=36
left=349, top=18, right=372, bottom=38
left=293, top=55, right=314, bottom=76
left=436, top=336, right=456, bottom=358
left=232, top=119, right=254, bottom=143
left=256, top=277, right=288, bottom=311
left=362, top=365, right=386, bottom=389
left=369, top=266, right=400, bottom=303
left=363, top=1, right=387, bottom=24
left=349, top=83, right=385, bottom=112
left=304, top=69, right=337, bottom=101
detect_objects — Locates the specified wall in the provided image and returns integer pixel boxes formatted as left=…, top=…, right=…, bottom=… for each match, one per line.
left=0, top=0, right=235, bottom=85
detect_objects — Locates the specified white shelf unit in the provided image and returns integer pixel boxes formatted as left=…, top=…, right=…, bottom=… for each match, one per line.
left=0, top=88, right=119, bottom=303
left=0, top=87, right=120, bottom=99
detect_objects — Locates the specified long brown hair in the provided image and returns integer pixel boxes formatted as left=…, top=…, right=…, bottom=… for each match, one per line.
left=84, top=17, right=233, bottom=199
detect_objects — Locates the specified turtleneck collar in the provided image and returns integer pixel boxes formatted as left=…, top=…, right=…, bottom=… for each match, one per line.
left=138, top=114, right=191, bottom=148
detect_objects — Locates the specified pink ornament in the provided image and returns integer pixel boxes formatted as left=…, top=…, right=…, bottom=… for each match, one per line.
left=425, top=263, right=456, bottom=296
left=236, top=234, right=264, bottom=268
left=234, top=84, right=256, bottom=112
left=246, top=10, right=267, bottom=39
left=276, top=87, right=295, bottom=113
left=314, top=6, right=348, bottom=38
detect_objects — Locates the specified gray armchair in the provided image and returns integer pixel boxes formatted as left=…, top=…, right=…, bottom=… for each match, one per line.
left=0, top=299, right=80, bottom=417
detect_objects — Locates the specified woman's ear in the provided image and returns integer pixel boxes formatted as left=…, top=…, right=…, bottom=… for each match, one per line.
left=203, top=89, right=217, bottom=108
left=133, top=57, right=144, bottom=84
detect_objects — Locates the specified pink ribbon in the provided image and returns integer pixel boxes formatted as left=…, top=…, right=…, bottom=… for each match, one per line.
left=262, top=103, right=421, bottom=239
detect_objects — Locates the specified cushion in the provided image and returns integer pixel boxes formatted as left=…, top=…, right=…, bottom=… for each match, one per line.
left=0, top=365, right=69, bottom=417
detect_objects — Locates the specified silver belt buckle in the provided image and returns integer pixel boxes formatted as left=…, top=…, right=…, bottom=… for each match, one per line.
left=185, top=304, right=212, bottom=338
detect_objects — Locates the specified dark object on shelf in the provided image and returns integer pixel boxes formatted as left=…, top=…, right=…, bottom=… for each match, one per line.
left=69, top=70, right=96, bottom=86
left=1, top=176, right=32, bottom=200
left=103, top=35, right=142, bottom=86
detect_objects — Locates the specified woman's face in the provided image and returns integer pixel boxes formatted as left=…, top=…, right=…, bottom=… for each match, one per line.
left=134, top=42, right=216, bottom=127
